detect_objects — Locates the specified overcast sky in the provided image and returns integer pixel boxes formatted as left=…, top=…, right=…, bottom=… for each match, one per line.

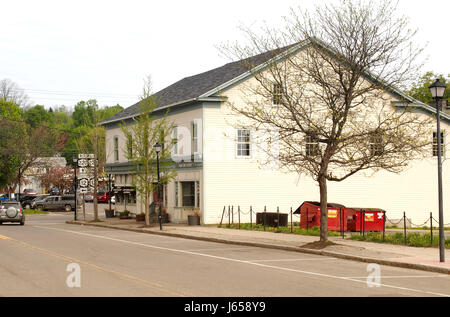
left=1, top=0, right=449, bottom=110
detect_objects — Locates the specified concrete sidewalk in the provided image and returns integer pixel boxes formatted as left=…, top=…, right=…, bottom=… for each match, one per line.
left=66, top=217, right=450, bottom=275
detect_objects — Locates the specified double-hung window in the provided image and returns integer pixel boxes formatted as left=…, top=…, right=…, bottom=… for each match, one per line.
left=181, top=181, right=195, bottom=207
left=172, top=126, right=178, bottom=156
left=114, top=136, right=119, bottom=161
left=127, top=135, right=133, bottom=158
left=192, top=121, right=198, bottom=154
left=433, top=131, right=445, bottom=157
left=305, top=133, right=319, bottom=156
left=273, top=83, right=283, bottom=105
left=369, top=131, right=383, bottom=156
left=236, top=129, right=251, bottom=157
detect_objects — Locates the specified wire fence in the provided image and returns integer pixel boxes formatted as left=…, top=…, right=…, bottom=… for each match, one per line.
left=219, top=205, right=450, bottom=246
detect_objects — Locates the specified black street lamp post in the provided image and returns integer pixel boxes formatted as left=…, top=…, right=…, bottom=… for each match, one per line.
left=429, top=78, right=446, bottom=263
left=154, top=142, right=163, bottom=231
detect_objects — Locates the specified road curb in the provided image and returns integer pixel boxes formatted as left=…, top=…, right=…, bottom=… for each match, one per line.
left=66, top=221, right=450, bottom=275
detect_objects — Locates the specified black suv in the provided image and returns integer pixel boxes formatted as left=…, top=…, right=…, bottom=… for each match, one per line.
left=19, top=194, right=38, bottom=209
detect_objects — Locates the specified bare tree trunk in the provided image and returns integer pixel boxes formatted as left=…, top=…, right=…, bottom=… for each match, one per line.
left=319, top=175, right=328, bottom=242
left=145, top=192, right=150, bottom=227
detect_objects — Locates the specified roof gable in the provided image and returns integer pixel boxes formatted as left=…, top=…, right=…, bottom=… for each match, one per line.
left=101, top=45, right=297, bottom=125
left=102, top=38, right=449, bottom=125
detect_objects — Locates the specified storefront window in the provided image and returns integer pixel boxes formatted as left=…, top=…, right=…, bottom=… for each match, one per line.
left=181, top=181, right=195, bottom=207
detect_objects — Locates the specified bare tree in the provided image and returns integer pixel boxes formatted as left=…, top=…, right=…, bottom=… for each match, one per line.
left=0, top=78, right=31, bottom=108
left=220, top=0, right=433, bottom=241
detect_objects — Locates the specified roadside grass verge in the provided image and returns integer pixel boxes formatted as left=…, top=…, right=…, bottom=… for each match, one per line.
left=386, top=226, right=450, bottom=231
left=349, top=232, right=450, bottom=248
left=217, top=223, right=341, bottom=237
left=24, top=209, right=48, bottom=215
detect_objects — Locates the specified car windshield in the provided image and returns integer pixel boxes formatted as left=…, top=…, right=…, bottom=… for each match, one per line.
left=98, top=192, right=105, bottom=196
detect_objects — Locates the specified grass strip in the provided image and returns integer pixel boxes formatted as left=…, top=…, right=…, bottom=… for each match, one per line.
left=218, top=223, right=341, bottom=237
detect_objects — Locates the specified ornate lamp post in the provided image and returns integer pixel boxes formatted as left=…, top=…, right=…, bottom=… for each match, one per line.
left=429, top=78, right=446, bottom=263
left=153, top=142, right=163, bottom=230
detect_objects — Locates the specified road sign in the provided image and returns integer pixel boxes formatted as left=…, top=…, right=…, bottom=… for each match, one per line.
left=78, top=154, right=94, bottom=159
left=79, top=178, right=89, bottom=188
left=79, top=167, right=94, bottom=174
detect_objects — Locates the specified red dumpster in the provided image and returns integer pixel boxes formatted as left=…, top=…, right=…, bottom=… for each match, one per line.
left=294, top=201, right=349, bottom=231
left=346, top=208, right=386, bottom=232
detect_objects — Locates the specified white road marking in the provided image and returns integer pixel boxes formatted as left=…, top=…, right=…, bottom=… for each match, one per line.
left=26, top=222, right=66, bottom=225
left=33, top=225, right=450, bottom=297
left=341, top=275, right=448, bottom=279
left=183, top=247, right=255, bottom=252
left=247, top=258, right=338, bottom=262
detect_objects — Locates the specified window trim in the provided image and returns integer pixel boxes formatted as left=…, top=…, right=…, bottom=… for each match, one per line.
left=172, top=126, right=178, bottom=156
left=433, top=131, right=445, bottom=157
left=113, top=136, right=119, bottom=162
left=272, top=83, right=283, bottom=105
left=192, top=121, right=198, bottom=155
left=305, top=133, right=320, bottom=157
left=236, top=128, right=252, bottom=159
left=369, top=131, right=383, bottom=156
left=181, top=181, right=195, bottom=207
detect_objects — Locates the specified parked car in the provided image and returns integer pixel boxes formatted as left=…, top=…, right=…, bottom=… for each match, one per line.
left=19, top=194, right=38, bottom=209
left=49, top=187, right=60, bottom=195
left=97, top=191, right=113, bottom=203
left=33, top=195, right=76, bottom=212
left=0, top=201, right=25, bottom=225
left=84, top=193, right=94, bottom=202
left=23, top=189, right=37, bottom=195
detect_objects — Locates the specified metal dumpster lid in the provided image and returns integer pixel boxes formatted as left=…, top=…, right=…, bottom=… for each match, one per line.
left=293, top=201, right=346, bottom=214
left=348, top=207, right=386, bottom=212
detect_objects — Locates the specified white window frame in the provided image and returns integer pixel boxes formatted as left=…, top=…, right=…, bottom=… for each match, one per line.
left=236, top=128, right=252, bottom=158
left=113, top=136, right=119, bottom=162
left=191, top=121, right=198, bottom=154
left=433, top=131, right=445, bottom=157
left=305, top=133, right=319, bottom=157
left=172, top=126, right=178, bottom=156
left=369, top=131, right=383, bottom=156
left=273, top=83, right=283, bottom=105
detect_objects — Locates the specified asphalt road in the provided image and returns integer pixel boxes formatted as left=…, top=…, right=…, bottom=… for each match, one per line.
left=0, top=213, right=449, bottom=297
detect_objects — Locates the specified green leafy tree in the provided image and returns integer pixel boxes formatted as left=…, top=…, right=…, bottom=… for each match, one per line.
left=24, top=105, right=55, bottom=129
left=406, top=72, right=450, bottom=104
left=72, top=100, right=97, bottom=127
left=0, top=100, right=27, bottom=192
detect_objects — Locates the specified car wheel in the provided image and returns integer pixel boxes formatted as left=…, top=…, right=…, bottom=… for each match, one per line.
left=37, top=205, right=43, bottom=211
left=20, top=220, right=25, bottom=226
left=65, top=205, right=72, bottom=212
left=24, top=203, right=31, bottom=209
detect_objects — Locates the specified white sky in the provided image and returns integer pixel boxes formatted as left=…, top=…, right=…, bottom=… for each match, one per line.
left=1, top=0, right=449, bottom=110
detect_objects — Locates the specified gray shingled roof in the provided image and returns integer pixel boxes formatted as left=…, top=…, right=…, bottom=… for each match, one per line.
left=102, top=46, right=295, bottom=124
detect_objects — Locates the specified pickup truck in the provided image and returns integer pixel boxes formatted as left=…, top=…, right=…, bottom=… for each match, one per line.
left=33, top=195, right=77, bottom=212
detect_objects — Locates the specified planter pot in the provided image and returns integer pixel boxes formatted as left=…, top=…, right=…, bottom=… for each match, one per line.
left=188, top=215, right=200, bottom=226
left=136, top=214, right=146, bottom=222
left=104, top=209, right=115, bottom=218
left=119, top=213, right=130, bottom=219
